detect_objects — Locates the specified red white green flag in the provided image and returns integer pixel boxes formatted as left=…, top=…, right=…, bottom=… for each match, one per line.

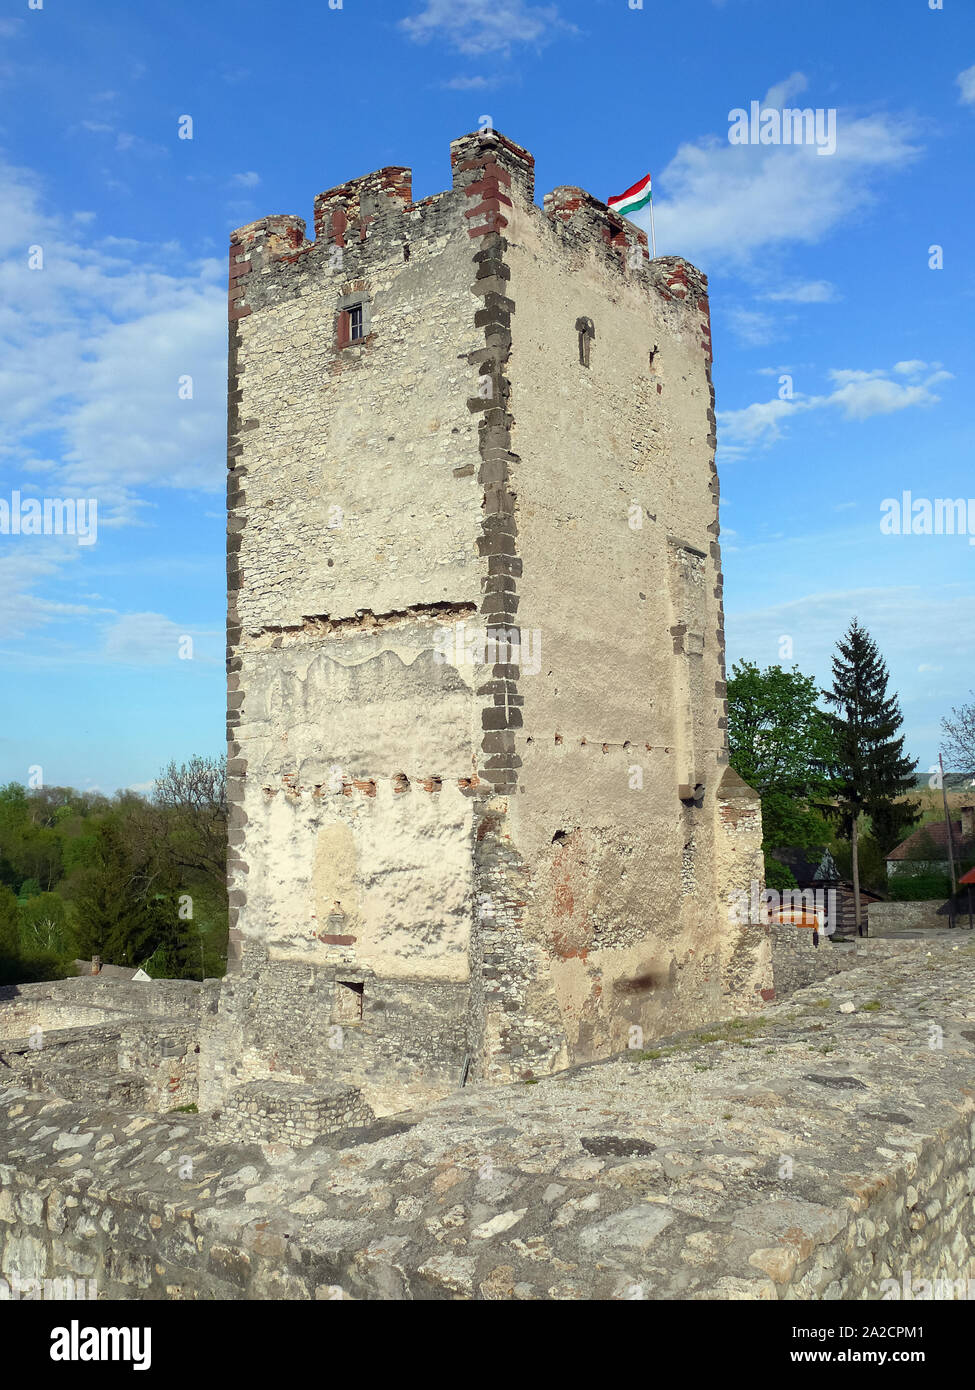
left=608, top=174, right=652, bottom=218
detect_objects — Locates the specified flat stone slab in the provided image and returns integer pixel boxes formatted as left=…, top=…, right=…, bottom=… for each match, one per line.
left=2, top=937, right=975, bottom=1299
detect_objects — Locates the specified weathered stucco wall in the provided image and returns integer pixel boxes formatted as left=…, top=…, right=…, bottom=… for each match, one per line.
left=487, top=181, right=735, bottom=1068
left=223, top=156, right=500, bottom=1110
left=219, top=128, right=765, bottom=1113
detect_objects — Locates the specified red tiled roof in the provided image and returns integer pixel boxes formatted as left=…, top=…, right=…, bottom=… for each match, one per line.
left=72, top=959, right=141, bottom=980
left=887, top=820, right=975, bottom=862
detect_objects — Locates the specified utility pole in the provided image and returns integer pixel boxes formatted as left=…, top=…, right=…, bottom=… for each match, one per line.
left=851, top=811, right=863, bottom=936
left=940, top=754, right=958, bottom=924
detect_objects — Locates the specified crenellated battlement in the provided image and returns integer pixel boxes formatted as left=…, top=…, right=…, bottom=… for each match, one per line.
left=313, top=165, right=413, bottom=243
left=227, top=130, right=705, bottom=320
left=545, top=183, right=646, bottom=248
left=450, top=129, right=536, bottom=214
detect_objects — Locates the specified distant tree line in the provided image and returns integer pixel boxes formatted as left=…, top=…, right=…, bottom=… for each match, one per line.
left=728, top=619, right=973, bottom=931
left=0, top=755, right=227, bottom=986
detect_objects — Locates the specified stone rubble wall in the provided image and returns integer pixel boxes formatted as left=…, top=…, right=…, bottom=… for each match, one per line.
left=3, top=938, right=975, bottom=1300
left=208, top=1079, right=374, bottom=1149
left=198, top=946, right=470, bottom=1118
left=0, top=1018, right=200, bottom=1115
left=868, top=900, right=954, bottom=933
left=770, top=925, right=859, bottom=997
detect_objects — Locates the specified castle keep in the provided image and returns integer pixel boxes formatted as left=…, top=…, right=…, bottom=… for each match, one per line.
left=214, top=130, right=767, bottom=1118
left=6, top=131, right=975, bottom=1309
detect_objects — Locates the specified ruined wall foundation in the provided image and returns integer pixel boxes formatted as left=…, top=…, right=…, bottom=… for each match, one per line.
left=2, top=937, right=975, bottom=1300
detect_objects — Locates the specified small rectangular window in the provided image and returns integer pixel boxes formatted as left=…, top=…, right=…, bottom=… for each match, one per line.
left=348, top=304, right=364, bottom=341
left=334, top=980, right=364, bottom=1024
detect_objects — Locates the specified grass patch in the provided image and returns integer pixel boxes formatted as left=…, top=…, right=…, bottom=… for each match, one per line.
left=861, top=1000, right=884, bottom=1012
left=168, top=1103, right=198, bottom=1114
left=635, top=1016, right=770, bottom=1064
left=693, top=1017, right=768, bottom=1048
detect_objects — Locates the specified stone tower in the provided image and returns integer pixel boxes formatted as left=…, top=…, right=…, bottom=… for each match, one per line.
left=211, top=130, right=766, bottom=1118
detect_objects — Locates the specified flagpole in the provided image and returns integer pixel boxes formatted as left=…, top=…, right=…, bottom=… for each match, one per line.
left=649, top=186, right=656, bottom=259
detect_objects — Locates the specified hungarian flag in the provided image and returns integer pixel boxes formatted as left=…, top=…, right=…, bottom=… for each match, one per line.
left=608, top=174, right=652, bottom=219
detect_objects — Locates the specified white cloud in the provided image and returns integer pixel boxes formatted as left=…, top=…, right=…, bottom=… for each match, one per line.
left=825, top=369, right=949, bottom=421
left=726, top=307, right=782, bottom=347
left=763, top=280, right=838, bottom=303
left=98, top=614, right=221, bottom=667
left=719, top=362, right=951, bottom=453
left=762, top=71, right=809, bottom=110
left=102, top=613, right=193, bottom=665
left=0, top=547, right=111, bottom=640
left=442, top=75, right=492, bottom=90
left=719, top=397, right=804, bottom=451
left=0, top=157, right=225, bottom=506
left=646, top=78, right=922, bottom=268
left=0, top=157, right=226, bottom=634
left=231, top=171, right=261, bottom=187
left=726, top=583, right=975, bottom=720
left=957, top=64, right=975, bottom=106
left=402, top=0, right=572, bottom=55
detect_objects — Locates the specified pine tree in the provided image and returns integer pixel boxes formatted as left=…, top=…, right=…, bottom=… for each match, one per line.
left=824, top=619, right=919, bottom=934
left=74, top=819, right=167, bottom=966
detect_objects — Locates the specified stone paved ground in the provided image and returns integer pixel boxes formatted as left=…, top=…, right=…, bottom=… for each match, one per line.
left=2, top=935, right=975, bottom=1299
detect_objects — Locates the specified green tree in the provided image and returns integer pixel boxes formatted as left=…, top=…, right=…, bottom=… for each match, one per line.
left=0, top=782, right=28, bottom=832
left=152, top=755, right=227, bottom=888
left=0, top=884, right=23, bottom=984
left=74, top=818, right=174, bottom=967
left=0, top=760, right=227, bottom=981
left=0, top=782, right=29, bottom=892
left=823, top=619, right=919, bottom=934
left=19, top=892, right=71, bottom=957
left=727, top=661, right=836, bottom=887
left=941, top=692, right=975, bottom=778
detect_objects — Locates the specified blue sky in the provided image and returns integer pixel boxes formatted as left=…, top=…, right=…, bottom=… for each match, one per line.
left=0, top=0, right=972, bottom=793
